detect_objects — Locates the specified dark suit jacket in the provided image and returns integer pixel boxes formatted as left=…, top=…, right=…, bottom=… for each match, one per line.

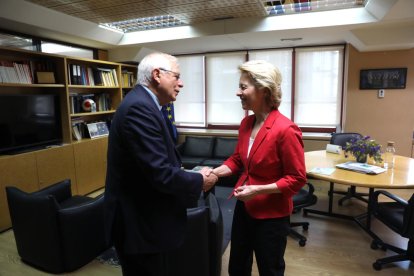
left=224, top=109, right=306, bottom=219
left=104, top=84, right=203, bottom=254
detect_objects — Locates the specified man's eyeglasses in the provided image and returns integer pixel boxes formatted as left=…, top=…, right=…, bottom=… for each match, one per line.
left=159, top=67, right=181, bottom=80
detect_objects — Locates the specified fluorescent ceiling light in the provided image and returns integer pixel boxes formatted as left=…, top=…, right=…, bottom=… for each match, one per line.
left=102, top=15, right=185, bottom=33
left=264, top=0, right=365, bottom=16
left=98, top=24, right=125, bottom=34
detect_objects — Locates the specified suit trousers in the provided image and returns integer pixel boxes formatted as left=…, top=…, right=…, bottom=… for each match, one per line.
left=115, top=246, right=170, bottom=276
left=229, top=200, right=290, bottom=276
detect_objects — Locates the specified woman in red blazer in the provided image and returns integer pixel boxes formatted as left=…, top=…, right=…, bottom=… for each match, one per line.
left=211, top=60, right=306, bottom=276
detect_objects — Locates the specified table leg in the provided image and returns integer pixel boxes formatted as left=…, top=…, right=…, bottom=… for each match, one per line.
left=354, top=188, right=383, bottom=241
left=328, top=182, right=334, bottom=213
left=304, top=185, right=382, bottom=242
left=304, top=181, right=354, bottom=221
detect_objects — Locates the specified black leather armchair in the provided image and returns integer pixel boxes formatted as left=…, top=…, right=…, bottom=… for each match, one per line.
left=169, top=192, right=223, bottom=276
left=330, top=132, right=368, bottom=205
left=370, top=190, right=414, bottom=270
left=290, top=182, right=318, bottom=246
left=6, top=179, right=109, bottom=273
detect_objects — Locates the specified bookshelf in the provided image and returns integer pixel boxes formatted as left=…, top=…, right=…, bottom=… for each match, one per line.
left=120, top=64, right=137, bottom=97
left=0, top=46, right=137, bottom=231
left=66, top=57, right=124, bottom=142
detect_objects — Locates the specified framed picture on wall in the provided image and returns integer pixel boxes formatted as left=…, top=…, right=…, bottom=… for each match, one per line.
left=360, top=68, right=407, bottom=89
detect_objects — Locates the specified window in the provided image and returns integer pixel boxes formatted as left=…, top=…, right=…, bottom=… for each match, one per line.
left=206, top=52, right=247, bottom=126
left=294, top=46, right=343, bottom=128
left=175, top=45, right=344, bottom=132
left=248, top=49, right=293, bottom=119
left=175, top=55, right=205, bottom=126
left=0, top=30, right=95, bottom=59
left=41, top=41, right=94, bottom=59
left=0, top=33, right=35, bottom=51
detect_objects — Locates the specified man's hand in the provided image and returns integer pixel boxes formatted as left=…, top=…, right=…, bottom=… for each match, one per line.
left=200, top=166, right=214, bottom=176
left=200, top=167, right=218, bottom=192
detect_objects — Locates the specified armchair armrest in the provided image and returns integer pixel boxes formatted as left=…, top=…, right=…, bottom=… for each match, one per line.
left=58, top=194, right=106, bottom=239
left=304, top=182, right=315, bottom=195
left=372, top=190, right=408, bottom=209
left=33, top=179, right=72, bottom=203
left=176, top=143, right=184, bottom=155
left=58, top=194, right=108, bottom=269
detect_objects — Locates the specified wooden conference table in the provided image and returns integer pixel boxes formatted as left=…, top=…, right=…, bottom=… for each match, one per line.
left=304, top=150, right=414, bottom=240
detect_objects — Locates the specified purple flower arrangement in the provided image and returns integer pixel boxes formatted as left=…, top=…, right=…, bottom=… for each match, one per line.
left=344, top=136, right=383, bottom=163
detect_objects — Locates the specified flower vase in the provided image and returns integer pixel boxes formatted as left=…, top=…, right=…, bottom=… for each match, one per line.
left=356, top=155, right=367, bottom=163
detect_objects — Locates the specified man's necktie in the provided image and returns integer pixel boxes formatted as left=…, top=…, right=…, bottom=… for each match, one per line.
left=161, top=103, right=178, bottom=143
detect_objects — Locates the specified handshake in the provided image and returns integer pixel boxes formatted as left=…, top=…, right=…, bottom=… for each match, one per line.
left=198, top=167, right=218, bottom=192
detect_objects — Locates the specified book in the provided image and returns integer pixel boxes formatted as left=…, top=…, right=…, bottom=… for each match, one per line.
left=71, top=118, right=85, bottom=140
left=336, top=161, right=386, bottom=175
left=72, top=124, right=82, bottom=141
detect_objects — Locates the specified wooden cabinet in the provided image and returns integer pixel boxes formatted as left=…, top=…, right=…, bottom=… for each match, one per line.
left=35, top=145, right=78, bottom=194
left=73, top=137, right=108, bottom=195
left=0, top=153, right=38, bottom=231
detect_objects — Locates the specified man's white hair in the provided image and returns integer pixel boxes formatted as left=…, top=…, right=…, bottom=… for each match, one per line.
left=137, top=52, right=178, bottom=86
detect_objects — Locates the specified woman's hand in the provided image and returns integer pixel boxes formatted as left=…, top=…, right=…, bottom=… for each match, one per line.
left=233, top=185, right=258, bottom=201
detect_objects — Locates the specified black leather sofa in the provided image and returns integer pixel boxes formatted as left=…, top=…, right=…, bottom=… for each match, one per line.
left=177, top=135, right=239, bottom=187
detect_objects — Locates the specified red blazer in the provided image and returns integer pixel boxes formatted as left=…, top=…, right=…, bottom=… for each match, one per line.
left=224, top=109, right=306, bottom=219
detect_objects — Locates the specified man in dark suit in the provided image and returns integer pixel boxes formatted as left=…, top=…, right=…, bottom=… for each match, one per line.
left=104, top=52, right=217, bottom=276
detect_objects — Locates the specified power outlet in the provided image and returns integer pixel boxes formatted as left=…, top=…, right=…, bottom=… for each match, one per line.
left=378, top=89, right=385, bottom=98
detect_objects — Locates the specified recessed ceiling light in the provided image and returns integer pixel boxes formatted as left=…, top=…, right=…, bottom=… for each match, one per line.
left=280, top=38, right=303, bottom=41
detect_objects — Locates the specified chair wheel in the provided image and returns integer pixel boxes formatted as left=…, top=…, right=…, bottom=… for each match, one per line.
left=371, top=241, right=379, bottom=250
left=299, top=240, right=306, bottom=247
left=303, top=225, right=309, bottom=231
left=373, top=261, right=382, bottom=271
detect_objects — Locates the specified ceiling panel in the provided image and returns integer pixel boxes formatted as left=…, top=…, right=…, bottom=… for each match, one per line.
left=26, top=0, right=367, bottom=32
left=26, top=0, right=284, bottom=25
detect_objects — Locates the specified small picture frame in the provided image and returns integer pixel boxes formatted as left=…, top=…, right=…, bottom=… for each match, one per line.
left=360, top=68, right=407, bottom=90
left=86, top=122, right=109, bottom=139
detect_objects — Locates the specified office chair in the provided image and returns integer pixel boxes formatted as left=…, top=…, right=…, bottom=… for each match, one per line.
left=370, top=190, right=414, bottom=270
left=330, top=132, right=368, bottom=205
left=6, top=179, right=109, bottom=273
left=290, top=182, right=318, bottom=246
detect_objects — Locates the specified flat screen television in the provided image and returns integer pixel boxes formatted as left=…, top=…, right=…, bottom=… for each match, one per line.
left=0, top=94, right=62, bottom=154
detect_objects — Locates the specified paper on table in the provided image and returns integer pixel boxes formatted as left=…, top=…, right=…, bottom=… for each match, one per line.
left=309, top=167, right=336, bottom=175
left=336, top=162, right=386, bottom=175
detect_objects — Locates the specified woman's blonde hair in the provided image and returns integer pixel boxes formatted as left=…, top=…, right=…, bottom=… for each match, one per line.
left=238, top=60, right=282, bottom=109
